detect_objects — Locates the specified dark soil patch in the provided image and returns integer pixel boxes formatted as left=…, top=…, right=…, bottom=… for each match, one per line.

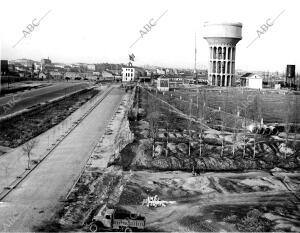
left=109, top=142, right=138, bottom=171
left=0, top=84, right=46, bottom=96
left=0, top=88, right=99, bottom=148
left=119, top=86, right=300, bottom=172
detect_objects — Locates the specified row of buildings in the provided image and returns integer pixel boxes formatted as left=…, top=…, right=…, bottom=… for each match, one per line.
left=2, top=55, right=296, bottom=89
left=1, top=58, right=209, bottom=83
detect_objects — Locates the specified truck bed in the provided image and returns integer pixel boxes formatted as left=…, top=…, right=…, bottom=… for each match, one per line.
left=114, top=212, right=145, bottom=221
left=113, top=218, right=145, bottom=229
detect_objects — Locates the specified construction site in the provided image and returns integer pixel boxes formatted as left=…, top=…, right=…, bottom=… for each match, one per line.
left=56, top=84, right=299, bottom=232
left=0, top=79, right=299, bottom=232
left=0, top=3, right=299, bottom=231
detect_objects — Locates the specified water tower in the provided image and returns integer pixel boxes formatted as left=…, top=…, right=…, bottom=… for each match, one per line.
left=203, top=22, right=242, bottom=87
left=286, top=64, right=296, bottom=89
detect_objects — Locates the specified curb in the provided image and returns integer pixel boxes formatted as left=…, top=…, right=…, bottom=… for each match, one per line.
left=0, top=86, right=114, bottom=201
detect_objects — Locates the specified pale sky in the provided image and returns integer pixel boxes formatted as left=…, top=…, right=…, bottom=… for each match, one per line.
left=0, top=0, right=299, bottom=72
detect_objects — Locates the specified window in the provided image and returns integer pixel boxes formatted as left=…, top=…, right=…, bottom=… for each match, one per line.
left=218, top=47, right=222, bottom=59
left=105, top=215, right=111, bottom=219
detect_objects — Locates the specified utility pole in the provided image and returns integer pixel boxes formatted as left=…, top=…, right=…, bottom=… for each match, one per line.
left=199, top=91, right=203, bottom=162
left=194, top=33, right=197, bottom=82
left=197, top=90, right=199, bottom=111
left=293, top=94, right=297, bottom=150
left=296, top=73, right=300, bottom=91
left=188, top=98, right=195, bottom=174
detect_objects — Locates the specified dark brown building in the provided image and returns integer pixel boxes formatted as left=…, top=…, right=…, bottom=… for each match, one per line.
left=1, top=60, right=9, bottom=75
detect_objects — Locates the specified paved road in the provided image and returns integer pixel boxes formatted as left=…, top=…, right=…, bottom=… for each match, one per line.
left=0, top=82, right=90, bottom=117
left=0, top=86, right=125, bottom=231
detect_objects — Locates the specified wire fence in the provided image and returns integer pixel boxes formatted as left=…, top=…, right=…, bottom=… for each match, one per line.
left=143, top=86, right=257, bottom=132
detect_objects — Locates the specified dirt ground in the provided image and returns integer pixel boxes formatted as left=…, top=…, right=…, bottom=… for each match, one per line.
left=0, top=81, right=49, bottom=96
left=115, top=86, right=299, bottom=232
left=117, top=170, right=300, bottom=232
left=31, top=86, right=299, bottom=232
left=0, top=88, right=99, bottom=148
left=127, top=87, right=300, bottom=172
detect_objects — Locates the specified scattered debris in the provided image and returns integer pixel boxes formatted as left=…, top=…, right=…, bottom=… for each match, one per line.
left=141, top=195, right=175, bottom=208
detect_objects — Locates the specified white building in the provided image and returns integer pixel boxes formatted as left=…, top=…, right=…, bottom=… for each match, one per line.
left=157, top=77, right=170, bottom=91
left=38, top=72, right=48, bottom=79
left=240, top=73, right=263, bottom=89
left=156, top=68, right=166, bottom=75
left=49, top=71, right=63, bottom=79
left=122, top=65, right=135, bottom=82
left=87, top=64, right=96, bottom=71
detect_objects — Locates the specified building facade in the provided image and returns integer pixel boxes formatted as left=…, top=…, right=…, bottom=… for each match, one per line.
left=87, top=64, right=96, bottom=71
left=64, top=72, right=81, bottom=80
left=240, top=73, right=262, bottom=89
left=122, top=65, right=135, bottom=82
left=157, top=77, right=170, bottom=91
left=102, top=71, right=115, bottom=80
left=38, top=72, right=48, bottom=79
left=49, top=71, right=63, bottom=79
left=203, top=22, right=242, bottom=87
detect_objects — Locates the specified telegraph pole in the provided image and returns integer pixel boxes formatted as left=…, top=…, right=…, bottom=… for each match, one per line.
left=194, top=33, right=197, bottom=82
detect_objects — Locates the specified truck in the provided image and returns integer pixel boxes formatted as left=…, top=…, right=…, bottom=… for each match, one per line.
left=89, top=205, right=146, bottom=232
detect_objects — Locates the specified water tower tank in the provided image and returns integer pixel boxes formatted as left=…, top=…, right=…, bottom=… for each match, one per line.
left=203, top=22, right=243, bottom=87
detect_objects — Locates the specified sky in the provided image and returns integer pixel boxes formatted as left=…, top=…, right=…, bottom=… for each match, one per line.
left=0, top=0, right=299, bottom=72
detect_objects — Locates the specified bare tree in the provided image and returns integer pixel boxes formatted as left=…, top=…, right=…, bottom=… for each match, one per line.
left=135, top=86, right=139, bottom=120
left=199, top=89, right=207, bottom=161
left=197, top=89, right=206, bottom=168
left=284, top=94, right=292, bottom=159
left=232, top=89, right=239, bottom=156
left=22, top=139, right=38, bottom=170
left=199, top=90, right=203, bottom=159
left=165, top=121, right=169, bottom=157
left=239, top=93, right=253, bottom=158
left=252, top=91, right=262, bottom=159
left=220, top=90, right=229, bottom=158
left=293, top=94, right=298, bottom=151
left=147, top=93, right=160, bottom=158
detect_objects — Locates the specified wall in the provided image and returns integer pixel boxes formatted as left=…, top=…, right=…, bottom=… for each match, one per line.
left=249, top=78, right=262, bottom=89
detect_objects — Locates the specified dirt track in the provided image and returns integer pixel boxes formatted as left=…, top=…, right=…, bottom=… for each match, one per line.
left=0, top=86, right=125, bottom=231
left=0, top=81, right=90, bottom=117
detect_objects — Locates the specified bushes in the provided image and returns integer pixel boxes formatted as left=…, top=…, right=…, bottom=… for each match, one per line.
left=224, top=209, right=273, bottom=232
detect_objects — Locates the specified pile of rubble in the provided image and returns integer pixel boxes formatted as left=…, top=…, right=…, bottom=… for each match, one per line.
left=142, top=195, right=176, bottom=208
